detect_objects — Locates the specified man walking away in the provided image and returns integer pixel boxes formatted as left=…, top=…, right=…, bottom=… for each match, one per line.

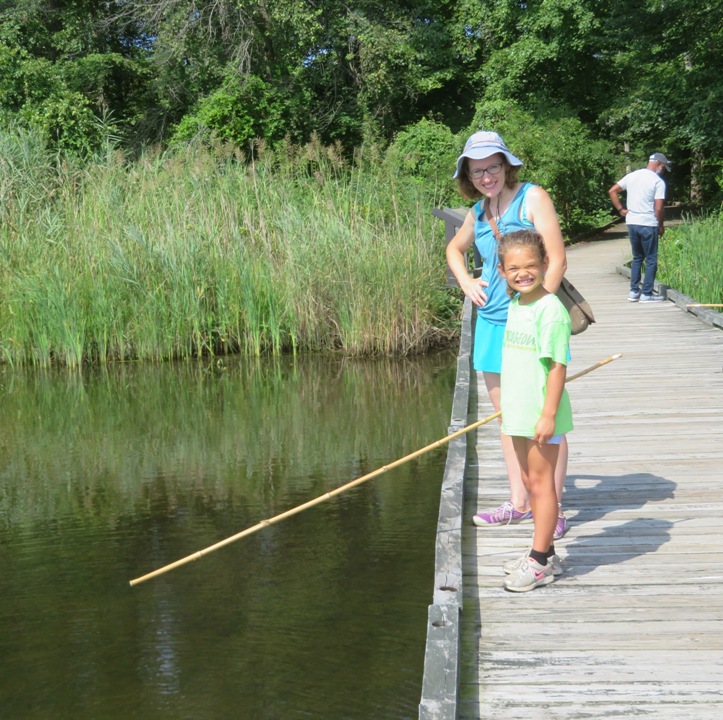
left=608, top=153, right=671, bottom=303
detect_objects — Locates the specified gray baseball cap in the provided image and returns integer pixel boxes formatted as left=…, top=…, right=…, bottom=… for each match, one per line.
left=649, top=152, right=671, bottom=171
left=453, top=131, right=524, bottom=178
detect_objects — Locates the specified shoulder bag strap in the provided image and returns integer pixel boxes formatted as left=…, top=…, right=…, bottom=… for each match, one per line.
left=484, top=197, right=502, bottom=241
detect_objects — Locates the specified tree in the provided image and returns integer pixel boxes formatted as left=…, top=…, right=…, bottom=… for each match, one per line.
left=1, top=0, right=721, bottom=207
left=470, top=100, right=614, bottom=234
left=474, top=0, right=617, bottom=124
left=599, top=0, right=723, bottom=203
left=105, top=0, right=484, bottom=147
left=0, top=0, right=151, bottom=151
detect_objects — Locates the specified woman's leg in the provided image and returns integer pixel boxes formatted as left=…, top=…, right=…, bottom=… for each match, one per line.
left=483, top=371, right=530, bottom=513
left=555, top=435, right=568, bottom=506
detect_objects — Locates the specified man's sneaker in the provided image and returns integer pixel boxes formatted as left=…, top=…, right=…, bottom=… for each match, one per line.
left=628, top=290, right=641, bottom=302
left=640, top=293, right=665, bottom=303
left=553, top=514, right=568, bottom=540
left=503, top=549, right=562, bottom=576
left=472, top=500, right=533, bottom=527
left=503, top=557, right=556, bottom=592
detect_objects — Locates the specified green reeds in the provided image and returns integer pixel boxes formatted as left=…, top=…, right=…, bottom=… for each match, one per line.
left=0, top=133, right=455, bottom=366
left=658, top=212, right=723, bottom=308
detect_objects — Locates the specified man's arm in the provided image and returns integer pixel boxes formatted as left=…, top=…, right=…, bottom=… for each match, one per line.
left=655, top=198, right=665, bottom=236
left=607, top=183, right=628, bottom=217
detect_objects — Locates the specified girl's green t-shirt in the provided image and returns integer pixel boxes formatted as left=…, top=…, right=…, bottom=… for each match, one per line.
left=500, top=293, right=573, bottom=438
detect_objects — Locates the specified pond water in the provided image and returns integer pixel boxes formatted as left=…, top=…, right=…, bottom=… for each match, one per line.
left=0, top=351, right=456, bottom=720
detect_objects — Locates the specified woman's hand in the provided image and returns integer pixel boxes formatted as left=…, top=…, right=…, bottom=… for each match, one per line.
left=445, top=210, right=485, bottom=300
left=460, top=276, right=489, bottom=307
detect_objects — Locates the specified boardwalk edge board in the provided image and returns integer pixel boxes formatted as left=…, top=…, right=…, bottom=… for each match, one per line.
left=616, top=264, right=723, bottom=330
left=419, top=298, right=473, bottom=719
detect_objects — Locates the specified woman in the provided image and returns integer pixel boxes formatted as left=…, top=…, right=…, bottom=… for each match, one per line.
left=445, top=131, right=569, bottom=538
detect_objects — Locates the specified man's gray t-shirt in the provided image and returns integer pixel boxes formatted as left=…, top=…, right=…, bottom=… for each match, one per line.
left=617, top=168, right=666, bottom=226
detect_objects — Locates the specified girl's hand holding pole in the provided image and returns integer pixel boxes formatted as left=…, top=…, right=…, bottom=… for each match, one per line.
left=534, top=362, right=566, bottom=444
left=533, top=415, right=556, bottom=445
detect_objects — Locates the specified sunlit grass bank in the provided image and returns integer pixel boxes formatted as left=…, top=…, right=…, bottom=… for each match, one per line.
left=659, top=212, right=723, bottom=308
left=0, top=133, right=457, bottom=366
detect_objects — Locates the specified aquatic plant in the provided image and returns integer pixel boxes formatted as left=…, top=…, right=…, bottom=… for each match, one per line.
left=0, top=134, right=456, bottom=366
left=658, top=211, right=723, bottom=308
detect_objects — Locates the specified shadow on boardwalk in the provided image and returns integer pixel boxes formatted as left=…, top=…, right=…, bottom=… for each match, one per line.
left=564, top=472, right=676, bottom=578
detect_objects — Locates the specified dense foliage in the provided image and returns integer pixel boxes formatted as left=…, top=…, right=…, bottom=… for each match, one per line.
left=2, top=0, right=722, bottom=205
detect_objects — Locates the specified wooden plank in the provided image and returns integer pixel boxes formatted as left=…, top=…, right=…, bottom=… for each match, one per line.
left=419, top=604, right=462, bottom=720
left=462, top=682, right=723, bottom=700
left=470, top=650, right=723, bottom=681
left=459, top=700, right=723, bottom=720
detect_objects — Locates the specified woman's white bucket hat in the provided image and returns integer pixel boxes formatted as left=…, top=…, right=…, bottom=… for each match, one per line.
left=453, top=131, right=524, bottom=178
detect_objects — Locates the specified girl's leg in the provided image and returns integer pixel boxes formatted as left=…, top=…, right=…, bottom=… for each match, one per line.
left=483, top=372, right=530, bottom=513
left=512, top=437, right=559, bottom=553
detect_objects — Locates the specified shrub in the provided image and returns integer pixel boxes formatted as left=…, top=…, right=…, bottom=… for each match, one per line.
left=171, top=75, right=290, bottom=151
left=385, top=118, right=459, bottom=196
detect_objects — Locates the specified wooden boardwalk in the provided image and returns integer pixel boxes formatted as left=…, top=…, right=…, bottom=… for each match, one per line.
left=459, top=228, right=723, bottom=719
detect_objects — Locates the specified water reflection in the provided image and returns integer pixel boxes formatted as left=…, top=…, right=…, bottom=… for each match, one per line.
left=0, top=351, right=455, bottom=720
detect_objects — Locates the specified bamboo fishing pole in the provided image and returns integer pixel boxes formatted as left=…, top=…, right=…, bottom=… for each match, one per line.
left=686, top=304, right=723, bottom=308
left=129, top=353, right=622, bottom=587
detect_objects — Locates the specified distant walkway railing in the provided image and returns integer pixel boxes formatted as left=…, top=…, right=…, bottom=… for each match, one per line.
left=432, top=207, right=473, bottom=288
left=418, top=298, right=473, bottom=720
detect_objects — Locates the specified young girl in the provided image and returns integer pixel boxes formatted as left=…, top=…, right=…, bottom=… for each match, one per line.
left=496, top=229, right=573, bottom=592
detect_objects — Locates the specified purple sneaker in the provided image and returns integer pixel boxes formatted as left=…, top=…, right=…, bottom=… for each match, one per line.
left=473, top=500, right=533, bottom=527
left=553, top=514, right=568, bottom=540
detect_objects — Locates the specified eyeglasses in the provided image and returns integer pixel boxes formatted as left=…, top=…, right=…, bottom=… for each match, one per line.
left=469, top=163, right=504, bottom=179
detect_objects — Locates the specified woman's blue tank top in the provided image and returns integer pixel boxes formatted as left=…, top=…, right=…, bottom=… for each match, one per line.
left=473, top=182, right=535, bottom=325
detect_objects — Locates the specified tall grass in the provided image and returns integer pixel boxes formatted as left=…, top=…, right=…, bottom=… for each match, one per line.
left=658, top=212, right=723, bottom=308
left=0, top=132, right=456, bottom=366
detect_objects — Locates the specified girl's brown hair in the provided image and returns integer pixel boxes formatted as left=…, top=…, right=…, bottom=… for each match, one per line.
left=498, top=230, right=547, bottom=298
left=456, top=157, right=521, bottom=201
